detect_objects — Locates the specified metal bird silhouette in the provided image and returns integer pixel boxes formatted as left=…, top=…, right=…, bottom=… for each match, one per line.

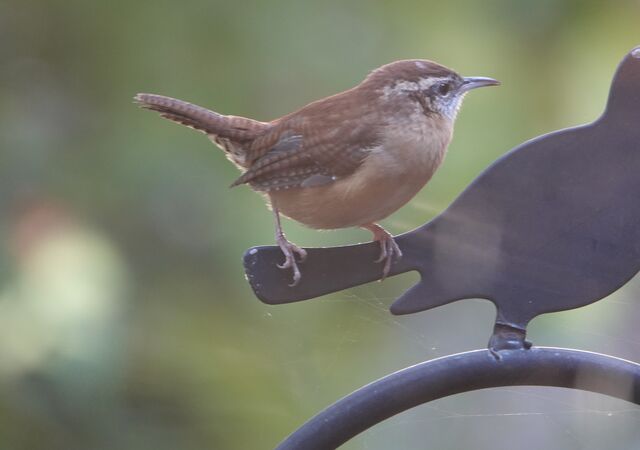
left=244, top=47, right=640, bottom=350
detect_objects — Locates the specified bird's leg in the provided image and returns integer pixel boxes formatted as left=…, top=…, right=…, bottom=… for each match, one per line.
left=361, top=223, right=403, bottom=280
left=272, top=204, right=307, bottom=287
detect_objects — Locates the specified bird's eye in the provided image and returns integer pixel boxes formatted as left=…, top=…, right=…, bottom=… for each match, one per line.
left=436, top=82, right=452, bottom=96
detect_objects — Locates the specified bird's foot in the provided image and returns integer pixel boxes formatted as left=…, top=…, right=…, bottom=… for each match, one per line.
left=276, top=233, right=307, bottom=287
left=364, top=223, right=403, bottom=280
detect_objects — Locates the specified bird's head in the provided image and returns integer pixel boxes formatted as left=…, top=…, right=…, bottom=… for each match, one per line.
left=364, top=59, right=499, bottom=121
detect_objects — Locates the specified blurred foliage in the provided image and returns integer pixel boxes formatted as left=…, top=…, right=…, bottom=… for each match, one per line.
left=1, top=0, right=640, bottom=449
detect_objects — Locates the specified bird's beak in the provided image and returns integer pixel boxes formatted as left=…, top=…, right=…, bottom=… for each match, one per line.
left=460, top=76, right=500, bottom=93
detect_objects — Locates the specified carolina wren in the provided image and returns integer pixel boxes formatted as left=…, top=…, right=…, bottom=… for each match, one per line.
left=135, top=60, right=499, bottom=285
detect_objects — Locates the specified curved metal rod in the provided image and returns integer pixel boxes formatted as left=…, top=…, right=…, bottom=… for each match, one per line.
left=276, top=347, right=640, bottom=450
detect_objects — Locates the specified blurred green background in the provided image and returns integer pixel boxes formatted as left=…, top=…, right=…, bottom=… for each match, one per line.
left=1, top=0, right=640, bottom=449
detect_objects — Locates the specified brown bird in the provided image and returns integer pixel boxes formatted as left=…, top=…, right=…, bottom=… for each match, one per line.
left=135, top=60, right=499, bottom=285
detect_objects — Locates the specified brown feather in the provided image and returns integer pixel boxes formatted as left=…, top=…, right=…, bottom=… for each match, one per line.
left=134, top=94, right=269, bottom=138
left=227, top=85, right=384, bottom=191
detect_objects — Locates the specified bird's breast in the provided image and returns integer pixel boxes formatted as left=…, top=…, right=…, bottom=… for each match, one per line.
left=377, top=115, right=453, bottom=177
left=272, top=118, right=453, bottom=230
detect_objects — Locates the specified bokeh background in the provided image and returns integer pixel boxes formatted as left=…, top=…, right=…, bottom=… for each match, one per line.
left=1, top=0, right=640, bottom=449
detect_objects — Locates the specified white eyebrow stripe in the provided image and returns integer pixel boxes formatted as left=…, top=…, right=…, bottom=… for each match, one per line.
left=381, top=76, right=451, bottom=99
left=417, top=76, right=449, bottom=90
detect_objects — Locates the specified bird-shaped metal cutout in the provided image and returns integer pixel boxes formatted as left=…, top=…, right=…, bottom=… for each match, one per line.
left=244, top=47, right=640, bottom=350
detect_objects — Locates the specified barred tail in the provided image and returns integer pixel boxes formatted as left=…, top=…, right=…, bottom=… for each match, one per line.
left=134, top=93, right=268, bottom=139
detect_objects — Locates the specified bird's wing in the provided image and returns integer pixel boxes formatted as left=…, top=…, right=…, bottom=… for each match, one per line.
left=230, top=124, right=379, bottom=191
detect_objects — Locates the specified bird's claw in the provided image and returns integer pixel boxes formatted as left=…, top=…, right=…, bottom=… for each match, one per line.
left=276, top=235, right=307, bottom=286
left=374, top=232, right=402, bottom=280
